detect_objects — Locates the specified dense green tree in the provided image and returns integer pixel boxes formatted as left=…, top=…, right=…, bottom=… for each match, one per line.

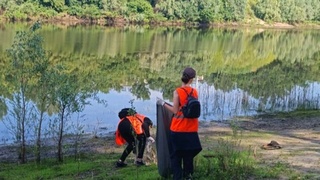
left=99, top=0, right=122, bottom=13
left=127, top=0, right=154, bottom=17
left=198, top=0, right=223, bottom=23
left=181, top=0, right=199, bottom=22
left=222, top=0, right=247, bottom=21
left=81, top=4, right=101, bottom=19
left=279, top=0, right=306, bottom=23
left=311, top=0, right=320, bottom=21
left=254, top=0, right=281, bottom=22
left=156, top=0, right=174, bottom=20
left=41, top=0, right=65, bottom=12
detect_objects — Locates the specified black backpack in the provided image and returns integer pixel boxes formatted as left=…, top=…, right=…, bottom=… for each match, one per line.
left=181, top=88, right=201, bottom=118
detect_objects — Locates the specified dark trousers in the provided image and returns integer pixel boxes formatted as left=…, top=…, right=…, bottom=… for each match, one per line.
left=118, top=119, right=146, bottom=162
left=171, top=150, right=194, bottom=180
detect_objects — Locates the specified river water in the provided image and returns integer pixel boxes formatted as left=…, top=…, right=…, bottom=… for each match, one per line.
left=0, top=23, right=320, bottom=144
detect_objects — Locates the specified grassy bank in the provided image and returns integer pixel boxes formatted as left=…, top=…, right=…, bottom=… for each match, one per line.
left=2, top=110, right=320, bottom=179
left=2, top=117, right=316, bottom=180
left=0, top=140, right=259, bottom=180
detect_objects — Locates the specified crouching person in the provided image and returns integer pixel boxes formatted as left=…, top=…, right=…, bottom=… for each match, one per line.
left=115, top=108, right=154, bottom=167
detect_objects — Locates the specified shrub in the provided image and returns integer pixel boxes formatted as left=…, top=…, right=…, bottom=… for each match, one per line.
left=38, top=7, right=58, bottom=19
left=195, top=138, right=255, bottom=180
left=66, top=5, right=83, bottom=17
left=5, top=8, right=28, bottom=21
left=81, top=4, right=101, bottom=19
left=126, top=0, right=154, bottom=18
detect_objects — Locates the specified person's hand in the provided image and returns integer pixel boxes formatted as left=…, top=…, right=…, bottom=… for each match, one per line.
left=156, top=97, right=166, bottom=106
left=147, top=137, right=155, bottom=143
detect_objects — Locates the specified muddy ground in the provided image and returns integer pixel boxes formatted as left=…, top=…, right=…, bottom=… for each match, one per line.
left=1, top=114, right=320, bottom=179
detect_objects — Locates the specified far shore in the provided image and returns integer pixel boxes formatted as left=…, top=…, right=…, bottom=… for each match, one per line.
left=1, top=15, right=320, bottom=30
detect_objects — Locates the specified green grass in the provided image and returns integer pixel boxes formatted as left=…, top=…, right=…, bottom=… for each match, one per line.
left=0, top=139, right=284, bottom=180
left=0, top=146, right=304, bottom=180
left=1, top=117, right=317, bottom=180
left=258, top=109, right=320, bottom=119
left=0, top=153, right=162, bottom=180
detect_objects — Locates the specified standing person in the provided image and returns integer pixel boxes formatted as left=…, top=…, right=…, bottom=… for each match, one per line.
left=158, top=67, right=202, bottom=180
left=115, top=108, right=155, bottom=167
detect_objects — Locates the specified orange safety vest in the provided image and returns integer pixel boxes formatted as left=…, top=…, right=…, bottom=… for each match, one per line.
left=115, top=129, right=126, bottom=146
left=170, top=87, right=199, bottom=132
left=115, top=114, right=145, bottom=146
left=135, top=114, right=146, bottom=125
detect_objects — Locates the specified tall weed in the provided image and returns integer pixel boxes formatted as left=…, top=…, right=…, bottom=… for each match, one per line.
left=194, top=120, right=254, bottom=180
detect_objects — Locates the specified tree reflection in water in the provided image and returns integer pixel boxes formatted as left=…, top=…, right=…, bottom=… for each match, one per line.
left=0, top=24, right=320, bottom=144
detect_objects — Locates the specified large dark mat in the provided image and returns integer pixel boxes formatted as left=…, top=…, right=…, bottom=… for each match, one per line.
left=156, top=103, right=173, bottom=178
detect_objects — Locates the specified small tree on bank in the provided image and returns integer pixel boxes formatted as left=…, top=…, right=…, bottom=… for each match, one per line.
left=5, top=21, right=96, bottom=163
left=50, top=66, right=91, bottom=162
left=6, top=22, right=47, bottom=163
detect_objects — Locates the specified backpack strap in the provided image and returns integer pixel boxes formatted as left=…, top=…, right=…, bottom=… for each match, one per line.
left=179, top=88, right=193, bottom=109
left=181, top=87, right=193, bottom=97
left=135, top=115, right=144, bottom=123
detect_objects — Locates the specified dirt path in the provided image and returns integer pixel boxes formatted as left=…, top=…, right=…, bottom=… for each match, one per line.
left=199, top=115, right=320, bottom=178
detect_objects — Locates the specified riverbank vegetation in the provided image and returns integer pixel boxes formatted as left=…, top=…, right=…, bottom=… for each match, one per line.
left=2, top=110, right=320, bottom=179
left=0, top=137, right=268, bottom=179
left=0, top=0, right=320, bottom=27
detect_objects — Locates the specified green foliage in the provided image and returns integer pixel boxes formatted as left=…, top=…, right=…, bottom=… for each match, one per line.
left=2, top=0, right=320, bottom=24
left=51, top=0, right=66, bottom=12
left=66, top=5, right=83, bottom=16
left=198, top=0, right=223, bottom=23
left=305, top=0, right=320, bottom=21
left=66, top=4, right=101, bottom=19
left=181, top=0, right=200, bottom=22
left=99, top=0, right=122, bottom=13
left=81, top=4, right=101, bottom=19
left=2, top=1, right=58, bottom=21
left=156, top=0, right=176, bottom=20
left=0, top=0, right=23, bottom=10
left=222, top=0, right=247, bottom=22
left=6, top=21, right=45, bottom=92
left=196, top=139, right=255, bottom=179
left=157, top=0, right=224, bottom=23
left=38, top=6, right=58, bottom=19
left=4, top=22, right=46, bottom=163
left=41, top=0, right=66, bottom=12
left=4, top=3, right=28, bottom=21
left=127, top=0, right=154, bottom=18
left=3, top=22, right=99, bottom=163
left=194, top=121, right=254, bottom=179
left=254, top=0, right=282, bottom=22
left=279, top=0, right=305, bottom=23
left=19, top=2, right=38, bottom=17
left=64, top=0, right=81, bottom=6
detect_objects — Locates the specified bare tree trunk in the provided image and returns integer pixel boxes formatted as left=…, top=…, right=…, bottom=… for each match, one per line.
left=21, top=134, right=26, bottom=163
left=20, top=90, right=27, bottom=164
left=57, top=106, right=65, bottom=162
left=36, top=111, right=44, bottom=163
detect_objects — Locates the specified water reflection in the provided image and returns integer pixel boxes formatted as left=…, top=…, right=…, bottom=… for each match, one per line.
left=0, top=23, right=320, bottom=144
left=1, top=80, right=320, bottom=144
left=198, top=81, right=320, bottom=121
